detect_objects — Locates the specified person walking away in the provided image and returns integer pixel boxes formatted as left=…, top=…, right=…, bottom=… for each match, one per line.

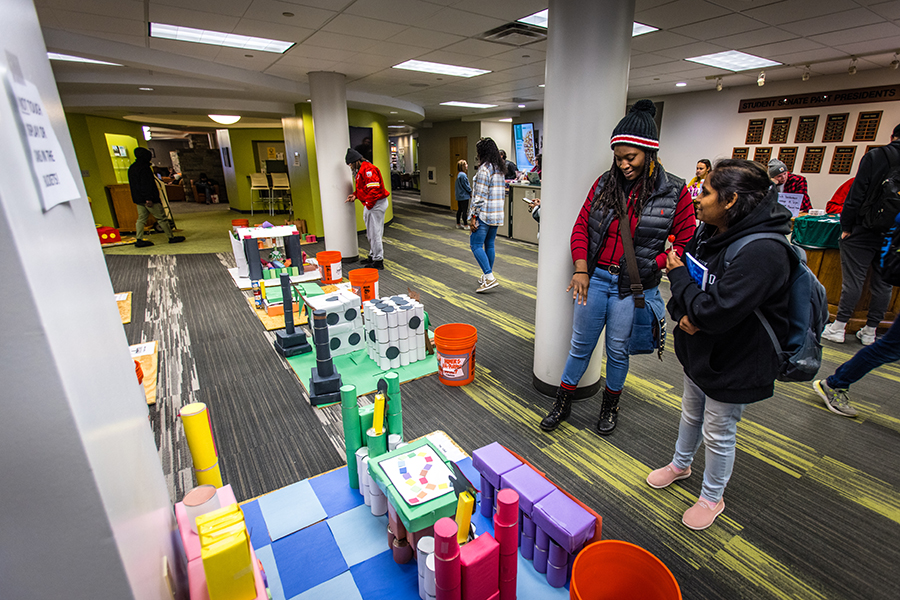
left=539, top=99, right=695, bottom=435
left=345, top=148, right=390, bottom=270
left=648, top=159, right=793, bottom=530
left=821, top=124, right=900, bottom=345
left=468, top=138, right=506, bottom=293
left=128, top=147, right=185, bottom=247
left=455, top=160, right=471, bottom=230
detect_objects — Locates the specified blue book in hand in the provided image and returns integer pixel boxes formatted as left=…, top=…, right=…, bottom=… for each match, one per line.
left=685, top=252, right=710, bottom=291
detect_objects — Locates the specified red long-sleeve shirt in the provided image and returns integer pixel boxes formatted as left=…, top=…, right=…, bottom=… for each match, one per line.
left=353, top=160, right=389, bottom=209
left=571, top=176, right=695, bottom=271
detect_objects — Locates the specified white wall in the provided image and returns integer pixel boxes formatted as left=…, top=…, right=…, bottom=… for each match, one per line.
left=1, top=2, right=179, bottom=599
left=417, top=120, right=481, bottom=207
left=651, top=69, right=900, bottom=208
left=481, top=121, right=513, bottom=161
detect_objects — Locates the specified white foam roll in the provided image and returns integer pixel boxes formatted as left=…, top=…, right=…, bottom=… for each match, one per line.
left=425, top=554, right=436, bottom=596
left=416, top=345, right=426, bottom=361
left=398, top=335, right=410, bottom=353
left=417, top=536, right=435, bottom=574
left=400, top=350, right=411, bottom=366
left=355, top=447, right=369, bottom=494
left=387, top=310, right=399, bottom=328
left=390, top=354, right=401, bottom=369
left=362, top=457, right=372, bottom=506
left=388, top=434, right=402, bottom=451
left=376, top=326, right=390, bottom=344
left=388, top=325, right=400, bottom=342
left=379, top=356, right=392, bottom=370
left=407, top=333, right=419, bottom=351
left=375, top=311, right=388, bottom=329
left=370, top=488, right=388, bottom=516
left=418, top=574, right=425, bottom=600
left=398, top=320, right=410, bottom=338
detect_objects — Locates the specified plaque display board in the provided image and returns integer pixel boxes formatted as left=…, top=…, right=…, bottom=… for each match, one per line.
left=746, top=119, right=766, bottom=144
left=822, top=114, right=849, bottom=143
left=801, top=146, right=826, bottom=173
left=733, top=147, right=749, bottom=160
left=778, top=147, right=798, bottom=172
left=853, top=111, right=882, bottom=142
left=754, top=147, right=772, bottom=166
left=795, top=116, right=819, bottom=143
left=829, top=146, right=857, bottom=175
left=769, top=117, right=791, bottom=144
left=866, top=145, right=881, bottom=154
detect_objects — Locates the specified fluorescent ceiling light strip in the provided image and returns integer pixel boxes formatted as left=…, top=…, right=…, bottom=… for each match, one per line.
left=517, top=10, right=658, bottom=37
left=150, top=23, right=294, bottom=54
left=48, top=52, right=121, bottom=66
left=393, top=60, right=490, bottom=78
left=686, top=50, right=780, bottom=71
left=440, top=101, right=497, bottom=109
left=388, top=125, right=405, bottom=128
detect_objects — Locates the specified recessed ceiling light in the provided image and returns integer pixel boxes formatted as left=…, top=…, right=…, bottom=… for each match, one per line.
left=518, top=10, right=658, bottom=37
left=675, top=82, right=687, bottom=87
left=440, top=101, right=498, bottom=109
left=138, top=87, right=154, bottom=91
left=142, top=126, right=151, bottom=141
left=388, top=125, right=405, bottom=128
left=686, top=50, right=780, bottom=71
left=208, top=115, right=241, bottom=125
left=499, top=118, right=513, bottom=123
left=282, top=12, right=294, bottom=17
left=390, top=111, right=398, bottom=114
left=47, top=52, right=121, bottom=66
left=150, top=23, right=294, bottom=53
left=538, top=84, right=545, bottom=88
left=393, top=60, right=490, bottom=78
left=518, top=104, right=526, bottom=108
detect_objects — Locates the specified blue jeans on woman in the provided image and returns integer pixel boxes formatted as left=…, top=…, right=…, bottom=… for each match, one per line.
left=560, top=269, right=654, bottom=392
left=827, top=312, right=900, bottom=389
left=470, top=217, right=499, bottom=274
left=671, top=375, right=747, bottom=503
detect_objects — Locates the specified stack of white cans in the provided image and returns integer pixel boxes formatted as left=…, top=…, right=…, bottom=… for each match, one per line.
left=362, top=295, right=427, bottom=370
left=306, top=290, right=365, bottom=357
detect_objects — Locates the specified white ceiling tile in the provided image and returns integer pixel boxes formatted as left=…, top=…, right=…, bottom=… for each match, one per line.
left=283, top=44, right=357, bottom=63
left=655, top=41, right=731, bottom=60
left=631, top=31, right=697, bottom=52
left=780, top=9, right=883, bottom=36
left=35, top=7, right=62, bottom=28
left=635, top=0, right=731, bottom=29
left=706, top=27, right=797, bottom=50
left=414, top=50, right=518, bottom=72
left=702, top=0, right=783, bottom=9
left=364, top=41, right=429, bottom=61
left=149, top=38, right=223, bottom=60
left=49, top=9, right=144, bottom=36
left=329, top=62, right=384, bottom=79
left=417, top=7, right=507, bottom=37
left=775, top=48, right=849, bottom=64
left=745, top=37, right=825, bottom=58
left=39, top=0, right=144, bottom=20
left=630, top=53, right=677, bottom=68
left=154, top=0, right=252, bottom=17
left=489, top=47, right=546, bottom=65
left=214, top=47, right=283, bottom=70
left=243, top=0, right=337, bottom=29
left=69, top=32, right=148, bottom=48
left=345, top=0, right=445, bottom=27
left=445, top=0, right=548, bottom=21
left=669, top=13, right=768, bottom=40
left=440, top=39, right=515, bottom=58
left=149, top=6, right=241, bottom=32
left=322, top=14, right=409, bottom=40
left=344, top=52, right=409, bottom=69
left=386, top=27, right=465, bottom=49
left=835, top=38, right=900, bottom=56
left=868, top=1, right=900, bottom=20
left=231, top=19, right=316, bottom=44
left=302, top=30, right=381, bottom=52
left=742, top=0, right=861, bottom=25
left=809, top=21, right=900, bottom=45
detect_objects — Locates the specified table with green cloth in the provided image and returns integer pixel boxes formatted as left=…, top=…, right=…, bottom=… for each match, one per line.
left=791, top=214, right=842, bottom=249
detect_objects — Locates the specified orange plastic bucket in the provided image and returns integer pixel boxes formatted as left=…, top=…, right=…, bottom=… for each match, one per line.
left=570, top=541, right=681, bottom=600
left=317, top=251, right=343, bottom=284
left=433, top=323, right=478, bottom=386
left=349, top=268, right=379, bottom=301
left=232, top=219, right=249, bottom=228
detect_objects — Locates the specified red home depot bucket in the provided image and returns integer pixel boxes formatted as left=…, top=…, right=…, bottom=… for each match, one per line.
left=316, top=251, right=342, bottom=284
left=570, top=541, right=681, bottom=600
left=232, top=219, right=249, bottom=228
left=348, top=268, right=379, bottom=301
left=433, top=323, right=477, bottom=386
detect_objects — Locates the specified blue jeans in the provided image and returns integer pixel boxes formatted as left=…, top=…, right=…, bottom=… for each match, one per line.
left=470, top=218, right=499, bottom=274
left=560, top=269, right=644, bottom=392
left=672, top=375, right=747, bottom=503
left=827, top=313, right=900, bottom=389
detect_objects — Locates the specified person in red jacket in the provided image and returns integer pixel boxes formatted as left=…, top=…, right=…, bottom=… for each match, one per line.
left=345, top=148, right=390, bottom=269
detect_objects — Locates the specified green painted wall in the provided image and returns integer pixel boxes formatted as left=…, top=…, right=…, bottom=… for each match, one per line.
left=65, top=114, right=145, bottom=227
left=226, top=128, right=285, bottom=212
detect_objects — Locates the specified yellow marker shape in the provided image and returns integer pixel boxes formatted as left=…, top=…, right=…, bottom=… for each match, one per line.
left=455, top=491, right=474, bottom=545
left=373, top=393, right=386, bottom=436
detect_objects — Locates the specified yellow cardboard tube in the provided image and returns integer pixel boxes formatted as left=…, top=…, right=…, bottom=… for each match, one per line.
left=180, top=402, right=219, bottom=471
left=373, top=393, right=386, bottom=436
left=196, top=460, right=224, bottom=488
left=455, top=491, right=474, bottom=545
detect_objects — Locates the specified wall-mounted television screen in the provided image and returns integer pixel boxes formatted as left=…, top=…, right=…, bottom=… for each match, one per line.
left=513, top=123, right=537, bottom=171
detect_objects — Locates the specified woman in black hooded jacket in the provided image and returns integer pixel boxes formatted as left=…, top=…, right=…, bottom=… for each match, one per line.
left=646, top=159, right=793, bottom=531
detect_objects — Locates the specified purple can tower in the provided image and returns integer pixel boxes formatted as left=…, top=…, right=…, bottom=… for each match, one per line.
left=274, top=273, right=312, bottom=357
left=308, top=309, right=342, bottom=406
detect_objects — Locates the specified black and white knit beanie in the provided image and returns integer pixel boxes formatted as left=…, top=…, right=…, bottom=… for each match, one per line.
left=610, top=99, right=659, bottom=151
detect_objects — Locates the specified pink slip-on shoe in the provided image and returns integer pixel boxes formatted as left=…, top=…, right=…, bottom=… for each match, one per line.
left=646, top=464, right=691, bottom=489
left=682, top=497, right=725, bottom=530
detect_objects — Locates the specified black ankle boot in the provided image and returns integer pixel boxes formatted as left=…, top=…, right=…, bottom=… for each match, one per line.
left=596, top=389, right=620, bottom=435
left=540, top=388, right=573, bottom=432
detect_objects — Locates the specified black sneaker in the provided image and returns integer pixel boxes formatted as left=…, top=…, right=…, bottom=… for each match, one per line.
left=134, top=239, right=154, bottom=248
left=371, top=259, right=384, bottom=270
left=168, top=236, right=186, bottom=244
left=360, top=256, right=374, bottom=265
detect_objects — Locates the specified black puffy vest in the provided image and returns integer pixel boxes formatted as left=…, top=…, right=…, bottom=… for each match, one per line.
left=586, top=168, right=685, bottom=296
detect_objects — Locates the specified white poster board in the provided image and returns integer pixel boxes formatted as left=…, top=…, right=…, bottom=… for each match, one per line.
left=778, top=192, right=803, bottom=218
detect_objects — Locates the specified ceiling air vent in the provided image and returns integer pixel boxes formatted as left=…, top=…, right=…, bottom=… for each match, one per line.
left=478, top=23, right=547, bottom=47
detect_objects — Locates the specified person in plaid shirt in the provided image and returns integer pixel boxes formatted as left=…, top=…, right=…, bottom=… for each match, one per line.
left=468, top=138, right=507, bottom=293
left=768, top=159, right=811, bottom=213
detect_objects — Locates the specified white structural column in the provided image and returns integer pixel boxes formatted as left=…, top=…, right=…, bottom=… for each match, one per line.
left=533, top=0, right=636, bottom=397
left=309, top=71, right=359, bottom=258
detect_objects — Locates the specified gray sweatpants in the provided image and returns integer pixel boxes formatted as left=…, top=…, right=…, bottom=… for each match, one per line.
left=135, top=202, right=173, bottom=240
left=835, top=226, right=893, bottom=326
left=363, top=198, right=388, bottom=260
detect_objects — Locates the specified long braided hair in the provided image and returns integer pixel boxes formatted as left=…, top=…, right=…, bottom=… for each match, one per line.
left=591, top=149, right=661, bottom=221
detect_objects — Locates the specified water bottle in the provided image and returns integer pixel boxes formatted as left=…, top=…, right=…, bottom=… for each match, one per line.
left=252, top=280, right=262, bottom=309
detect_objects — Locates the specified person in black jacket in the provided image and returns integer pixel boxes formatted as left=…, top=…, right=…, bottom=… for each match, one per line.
left=127, top=147, right=185, bottom=247
left=647, top=159, right=793, bottom=531
left=822, top=123, right=900, bottom=346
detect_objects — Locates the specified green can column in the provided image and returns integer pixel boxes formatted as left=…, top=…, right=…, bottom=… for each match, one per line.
left=341, top=384, right=362, bottom=488
left=385, top=372, right=403, bottom=440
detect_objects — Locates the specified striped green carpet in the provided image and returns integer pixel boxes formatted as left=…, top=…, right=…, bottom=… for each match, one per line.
left=105, top=190, right=900, bottom=600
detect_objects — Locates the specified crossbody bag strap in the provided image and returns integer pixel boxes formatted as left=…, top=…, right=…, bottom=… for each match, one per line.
left=618, top=195, right=645, bottom=308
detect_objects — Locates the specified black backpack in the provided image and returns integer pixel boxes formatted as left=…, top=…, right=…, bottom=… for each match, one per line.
left=860, top=144, right=900, bottom=233
left=724, top=234, right=829, bottom=382
left=879, top=213, right=900, bottom=286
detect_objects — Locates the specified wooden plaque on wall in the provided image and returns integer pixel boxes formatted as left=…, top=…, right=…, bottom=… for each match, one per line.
left=829, top=146, right=857, bottom=174
left=853, top=111, right=882, bottom=142
left=795, top=116, right=819, bottom=143
left=746, top=119, right=766, bottom=144
left=733, top=147, right=749, bottom=160
left=866, top=145, right=881, bottom=154
left=769, top=117, right=791, bottom=144
left=754, top=147, right=772, bottom=166
left=801, top=146, right=826, bottom=173
left=822, top=113, right=849, bottom=142
left=778, top=147, right=798, bottom=172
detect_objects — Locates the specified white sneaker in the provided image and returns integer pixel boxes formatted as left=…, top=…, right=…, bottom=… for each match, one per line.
left=856, top=326, right=876, bottom=346
left=476, top=276, right=499, bottom=293
left=822, top=321, right=846, bottom=343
